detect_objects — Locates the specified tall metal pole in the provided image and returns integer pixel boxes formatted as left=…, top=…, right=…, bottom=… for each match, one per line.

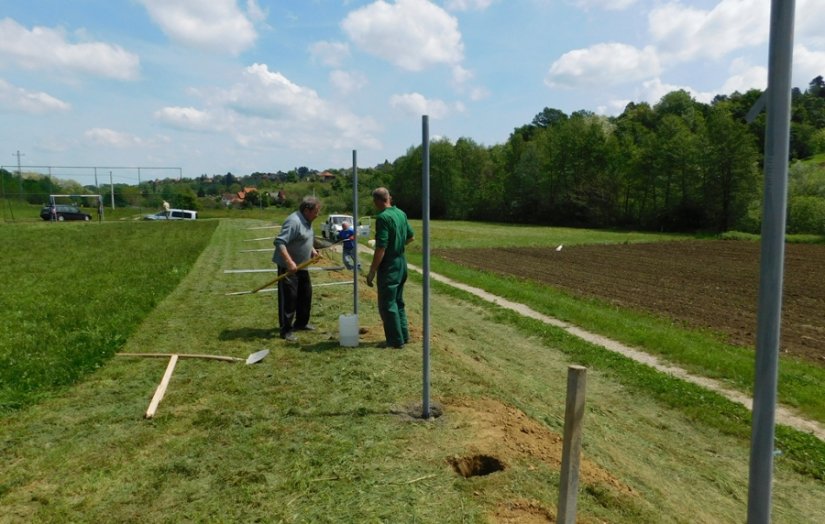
left=747, top=0, right=795, bottom=522
left=109, top=171, right=115, bottom=210
left=352, top=150, right=359, bottom=315
left=138, top=167, right=142, bottom=215
left=422, top=115, right=431, bottom=419
left=94, top=167, right=99, bottom=192
left=15, top=150, right=24, bottom=202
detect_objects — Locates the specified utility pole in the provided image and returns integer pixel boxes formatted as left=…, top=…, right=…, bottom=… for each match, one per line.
left=14, top=150, right=24, bottom=201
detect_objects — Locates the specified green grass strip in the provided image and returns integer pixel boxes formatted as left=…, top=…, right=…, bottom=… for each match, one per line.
left=429, top=276, right=825, bottom=481
left=412, top=254, right=825, bottom=424
left=0, top=220, right=217, bottom=411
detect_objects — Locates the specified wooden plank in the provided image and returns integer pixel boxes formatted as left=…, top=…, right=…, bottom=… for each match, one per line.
left=145, top=355, right=178, bottom=419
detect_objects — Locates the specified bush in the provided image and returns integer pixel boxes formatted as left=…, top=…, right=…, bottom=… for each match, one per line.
left=787, top=195, right=825, bottom=234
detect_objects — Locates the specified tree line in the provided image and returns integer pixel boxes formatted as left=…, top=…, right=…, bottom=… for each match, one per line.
left=4, top=77, right=825, bottom=233
left=386, top=76, right=825, bottom=233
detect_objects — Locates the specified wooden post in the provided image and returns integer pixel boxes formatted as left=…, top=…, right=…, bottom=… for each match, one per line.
left=145, top=354, right=178, bottom=419
left=557, top=365, right=587, bottom=523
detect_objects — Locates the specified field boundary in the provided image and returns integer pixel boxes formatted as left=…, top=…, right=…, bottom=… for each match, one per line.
left=397, top=257, right=825, bottom=442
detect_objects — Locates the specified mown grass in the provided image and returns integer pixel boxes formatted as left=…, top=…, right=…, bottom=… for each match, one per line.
left=1, top=218, right=823, bottom=523
left=0, top=220, right=217, bottom=411
left=3, top=219, right=825, bottom=523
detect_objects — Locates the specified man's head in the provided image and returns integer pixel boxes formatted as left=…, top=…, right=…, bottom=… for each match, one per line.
left=342, top=221, right=350, bottom=229
left=299, top=195, right=322, bottom=222
left=372, top=187, right=391, bottom=210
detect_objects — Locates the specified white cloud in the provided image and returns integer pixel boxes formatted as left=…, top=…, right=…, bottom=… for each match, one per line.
left=154, top=106, right=216, bottom=131
left=797, top=0, right=825, bottom=45
left=246, top=0, right=268, bottom=23
left=0, top=18, right=140, bottom=80
left=597, top=99, right=632, bottom=116
left=545, top=43, right=660, bottom=88
left=0, top=78, right=71, bottom=114
left=342, top=0, right=464, bottom=71
left=720, top=59, right=767, bottom=94
left=329, top=70, right=368, bottom=95
left=452, top=64, right=473, bottom=85
left=469, top=86, right=490, bottom=101
left=223, top=63, right=325, bottom=120
left=138, top=0, right=257, bottom=55
left=574, top=0, right=637, bottom=11
left=649, top=0, right=769, bottom=63
left=390, top=92, right=450, bottom=118
left=638, top=77, right=715, bottom=105
left=84, top=128, right=144, bottom=148
left=794, top=45, right=825, bottom=88
left=208, top=63, right=381, bottom=151
left=309, top=41, right=351, bottom=68
left=444, top=0, right=494, bottom=11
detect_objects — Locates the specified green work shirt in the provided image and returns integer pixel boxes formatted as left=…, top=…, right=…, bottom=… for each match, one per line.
left=375, top=206, right=414, bottom=266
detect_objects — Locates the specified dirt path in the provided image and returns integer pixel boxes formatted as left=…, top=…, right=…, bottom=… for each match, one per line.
left=398, top=257, right=825, bottom=442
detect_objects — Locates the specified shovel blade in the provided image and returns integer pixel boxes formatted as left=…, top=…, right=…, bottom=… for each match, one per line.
left=246, top=349, right=270, bottom=365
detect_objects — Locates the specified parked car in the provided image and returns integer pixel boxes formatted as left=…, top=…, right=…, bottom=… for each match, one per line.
left=143, top=209, right=198, bottom=220
left=40, top=204, right=91, bottom=221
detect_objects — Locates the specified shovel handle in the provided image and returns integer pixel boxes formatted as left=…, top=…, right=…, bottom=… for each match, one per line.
left=252, top=255, right=321, bottom=293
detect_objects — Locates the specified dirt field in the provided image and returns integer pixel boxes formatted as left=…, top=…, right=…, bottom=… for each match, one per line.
left=434, top=240, right=825, bottom=364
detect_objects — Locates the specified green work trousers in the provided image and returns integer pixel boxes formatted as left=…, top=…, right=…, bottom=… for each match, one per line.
left=377, top=257, right=409, bottom=347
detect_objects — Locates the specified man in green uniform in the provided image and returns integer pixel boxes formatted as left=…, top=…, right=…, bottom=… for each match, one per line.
left=366, top=187, right=415, bottom=349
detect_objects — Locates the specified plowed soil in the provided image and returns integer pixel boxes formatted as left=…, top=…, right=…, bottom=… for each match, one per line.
left=434, top=240, right=825, bottom=364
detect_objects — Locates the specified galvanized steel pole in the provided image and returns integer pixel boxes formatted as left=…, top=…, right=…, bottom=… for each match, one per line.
left=747, top=0, right=795, bottom=522
left=422, top=115, right=431, bottom=419
left=352, top=150, right=359, bottom=316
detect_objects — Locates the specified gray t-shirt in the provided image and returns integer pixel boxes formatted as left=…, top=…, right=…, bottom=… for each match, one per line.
left=273, top=211, right=314, bottom=268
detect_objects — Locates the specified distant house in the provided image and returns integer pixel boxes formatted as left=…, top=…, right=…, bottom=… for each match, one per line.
left=317, top=171, right=336, bottom=182
left=221, top=192, right=244, bottom=208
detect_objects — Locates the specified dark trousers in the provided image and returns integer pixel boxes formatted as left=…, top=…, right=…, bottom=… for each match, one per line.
left=277, top=267, right=312, bottom=337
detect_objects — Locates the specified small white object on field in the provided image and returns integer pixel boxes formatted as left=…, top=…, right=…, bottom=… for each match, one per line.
left=556, top=245, right=563, bottom=251
left=368, top=239, right=376, bottom=247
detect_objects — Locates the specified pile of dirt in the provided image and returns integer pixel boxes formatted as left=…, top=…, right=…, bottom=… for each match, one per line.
left=444, top=397, right=634, bottom=522
left=435, top=241, right=825, bottom=364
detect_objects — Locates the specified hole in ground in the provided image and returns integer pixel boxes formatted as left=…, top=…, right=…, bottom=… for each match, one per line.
left=449, top=454, right=506, bottom=478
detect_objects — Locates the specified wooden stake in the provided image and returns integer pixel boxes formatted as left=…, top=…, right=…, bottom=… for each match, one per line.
left=145, top=354, right=178, bottom=419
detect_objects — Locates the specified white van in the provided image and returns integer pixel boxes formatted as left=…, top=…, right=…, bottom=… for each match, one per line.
left=144, top=209, right=198, bottom=220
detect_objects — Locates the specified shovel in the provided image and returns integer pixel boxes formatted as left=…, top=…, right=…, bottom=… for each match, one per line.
left=118, top=350, right=270, bottom=418
left=118, top=349, right=270, bottom=364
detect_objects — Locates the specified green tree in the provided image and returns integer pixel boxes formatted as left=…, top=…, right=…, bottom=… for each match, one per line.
left=704, top=106, right=759, bottom=231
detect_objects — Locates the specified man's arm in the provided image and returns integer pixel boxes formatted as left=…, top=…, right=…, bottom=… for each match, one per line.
left=366, top=247, right=385, bottom=287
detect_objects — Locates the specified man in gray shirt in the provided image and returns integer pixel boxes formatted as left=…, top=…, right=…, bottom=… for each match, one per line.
left=273, top=196, right=321, bottom=342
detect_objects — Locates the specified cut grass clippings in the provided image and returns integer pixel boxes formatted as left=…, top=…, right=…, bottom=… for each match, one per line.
left=3, top=218, right=825, bottom=522
left=0, top=220, right=217, bottom=411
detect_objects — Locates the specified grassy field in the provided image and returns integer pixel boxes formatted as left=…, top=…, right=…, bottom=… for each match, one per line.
left=0, top=220, right=217, bottom=410
left=2, top=218, right=824, bottom=522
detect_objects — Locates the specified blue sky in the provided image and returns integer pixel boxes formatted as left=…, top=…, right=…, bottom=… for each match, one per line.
left=2, top=0, right=824, bottom=184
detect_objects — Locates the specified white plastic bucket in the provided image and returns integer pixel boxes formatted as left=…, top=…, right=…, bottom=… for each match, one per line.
left=339, top=314, right=359, bottom=347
